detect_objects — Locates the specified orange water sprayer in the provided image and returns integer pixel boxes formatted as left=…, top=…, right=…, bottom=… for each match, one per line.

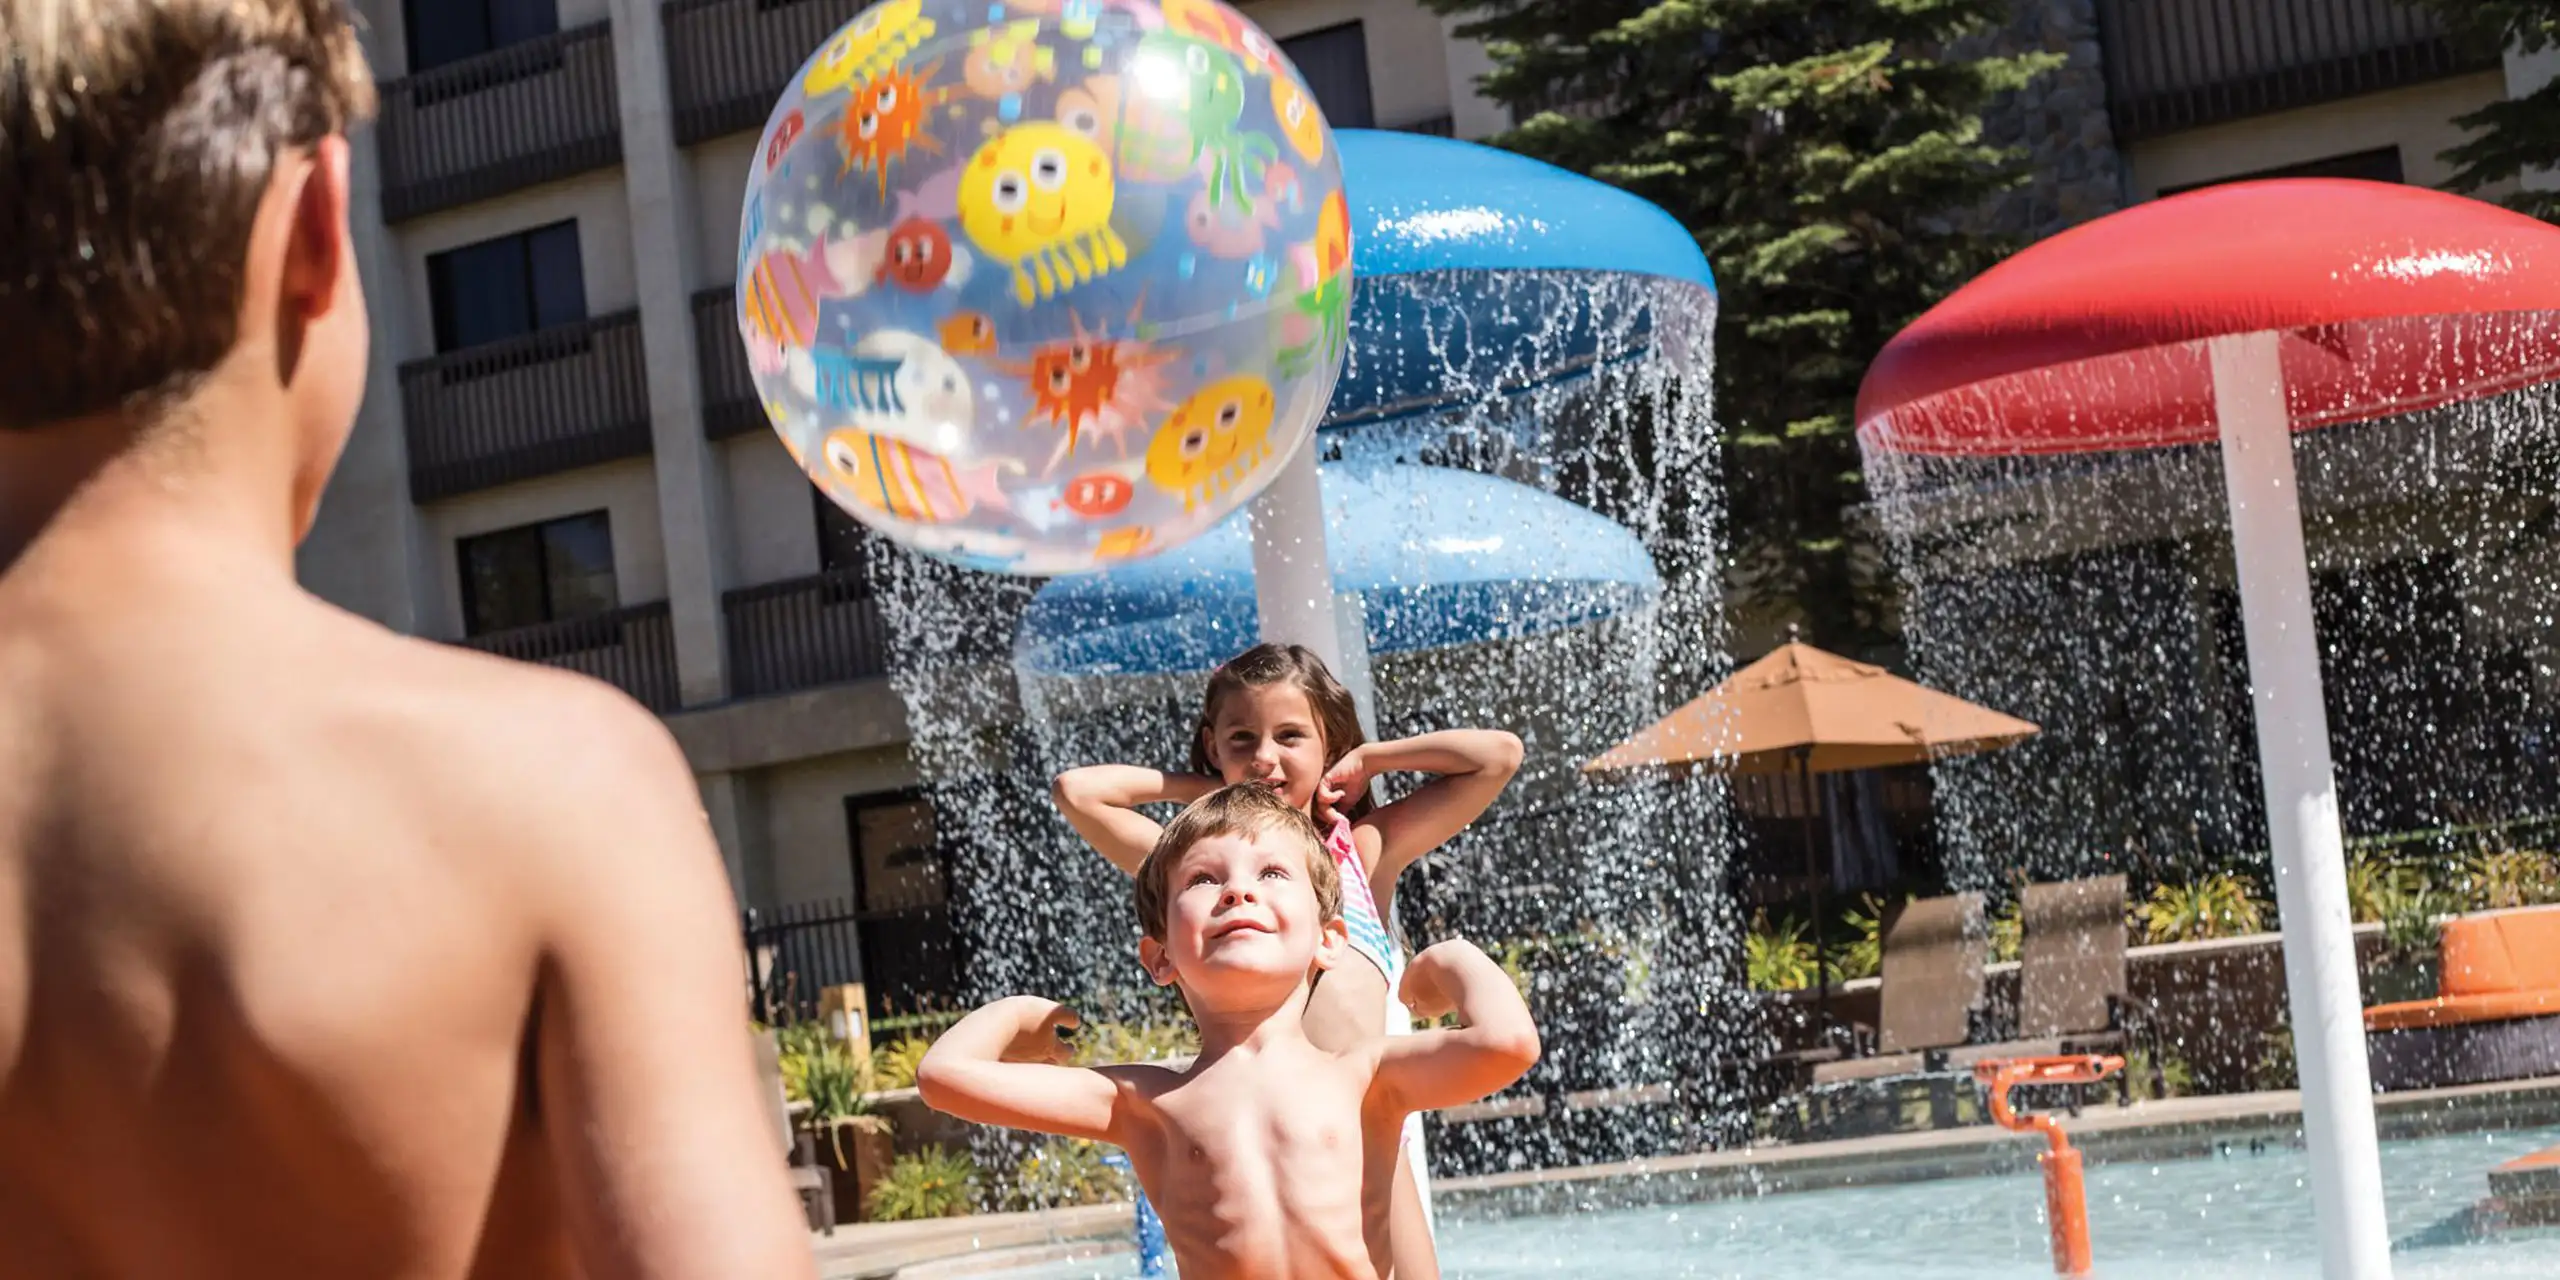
left=1973, top=1054, right=2123, bottom=1277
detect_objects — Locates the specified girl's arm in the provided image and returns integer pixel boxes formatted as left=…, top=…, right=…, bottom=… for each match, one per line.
left=1322, top=729, right=1523, bottom=885
left=1051, top=765, right=1220, bottom=875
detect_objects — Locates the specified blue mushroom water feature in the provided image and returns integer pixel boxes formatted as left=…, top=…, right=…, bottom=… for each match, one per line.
left=871, top=128, right=1742, bottom=1191
left=1015, top=129, right=1716, bottom=685
left=1014, top=462, right=1665, bottom=677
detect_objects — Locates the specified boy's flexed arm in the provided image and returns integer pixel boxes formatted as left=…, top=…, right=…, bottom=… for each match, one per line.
left=1373, top=940, right=1541, bottom=1116
left=1053, top=766, right=1219, bottom=874
left=918, top=997, right=1127, bottom=1142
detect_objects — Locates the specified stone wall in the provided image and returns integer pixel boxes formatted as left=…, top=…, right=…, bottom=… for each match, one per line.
left=1972, top=0, right=2128, bottom=241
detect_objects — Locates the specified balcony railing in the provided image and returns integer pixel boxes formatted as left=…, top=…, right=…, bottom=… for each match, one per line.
left=2094, top=0, right=2497, bottom=141
left=723, top=568, right=893, bottom=699
left=666, top=0, right=872, bottom=145
left=399, top=310, right=655, bottom=502
left=693, top=286, right=768, bottom=441
left=377, top=23, right=623, bottom=222
left=457, top=600, right=682, bottom=712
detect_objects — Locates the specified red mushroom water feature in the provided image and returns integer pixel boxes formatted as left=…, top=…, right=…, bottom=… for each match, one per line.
left=1857, top=179, right=2560, bottom=1280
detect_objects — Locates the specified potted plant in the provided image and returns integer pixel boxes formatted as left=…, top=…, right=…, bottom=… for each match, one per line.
left=796, top=1036, right=896, bottom=1222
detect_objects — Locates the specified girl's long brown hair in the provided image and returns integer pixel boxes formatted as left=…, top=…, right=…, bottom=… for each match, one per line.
left=1190, top=643, right=1375, bottom=821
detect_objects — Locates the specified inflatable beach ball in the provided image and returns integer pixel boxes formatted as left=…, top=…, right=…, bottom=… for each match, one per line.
left=738, top=0, right=1352, bottom=577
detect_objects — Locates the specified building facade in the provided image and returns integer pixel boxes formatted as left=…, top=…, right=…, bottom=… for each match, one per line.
left=295, top=0, right=2536, bottom=1013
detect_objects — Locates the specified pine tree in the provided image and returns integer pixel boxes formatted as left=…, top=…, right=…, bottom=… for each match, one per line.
left=1414, top=1, right=2059, bottom=651
left=2421, top=2, right=2560, bottom=222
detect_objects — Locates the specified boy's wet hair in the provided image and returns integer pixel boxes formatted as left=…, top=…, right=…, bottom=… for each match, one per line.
left=0, top=1, right=376, bottom=430
left=1135, top=784, right=1340, bottom=941
left=1190, top=643, right=1373, bottom=821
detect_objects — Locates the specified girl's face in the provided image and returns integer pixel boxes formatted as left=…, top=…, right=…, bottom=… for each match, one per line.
left=1202, top=682, right=1329, bottom=812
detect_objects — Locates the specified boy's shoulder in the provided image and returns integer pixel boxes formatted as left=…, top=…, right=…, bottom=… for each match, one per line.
left=295, top=604, right=710, bottom=889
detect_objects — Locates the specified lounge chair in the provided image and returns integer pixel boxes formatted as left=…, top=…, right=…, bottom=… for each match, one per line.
left=1806, top=893, right=1988, bottom=1131
left=2367, top=904, right=2560, bottom=1091
left=1946, top=875, right=2154, bottom=1108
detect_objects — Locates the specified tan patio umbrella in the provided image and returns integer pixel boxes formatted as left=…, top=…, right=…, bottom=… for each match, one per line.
left=1585, top=635, right=2039, bottom=1041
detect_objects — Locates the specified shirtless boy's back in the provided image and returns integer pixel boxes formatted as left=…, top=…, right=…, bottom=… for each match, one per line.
left=0, top=4, right=814, bottom=1276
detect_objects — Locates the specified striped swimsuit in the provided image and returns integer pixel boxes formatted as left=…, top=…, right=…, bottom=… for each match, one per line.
left=1323, top=816, right=1437, bottom=1235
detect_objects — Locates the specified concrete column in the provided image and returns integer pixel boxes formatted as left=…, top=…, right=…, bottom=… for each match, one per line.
left=1436, top=13, right=1508, bottom=140
left=699, top=769, right=767, bottom=907
left=609, top=0, right=735, bottom=707
left=2505, top=44, right=2560, bottom=196
left=299, top=14, right=435, bottom=634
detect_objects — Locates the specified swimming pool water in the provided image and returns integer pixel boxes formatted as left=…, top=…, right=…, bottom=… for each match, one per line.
left=1005, top=1125, right=2560, bottom=1278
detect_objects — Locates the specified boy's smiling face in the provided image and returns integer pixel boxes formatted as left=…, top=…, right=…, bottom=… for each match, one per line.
left=1141, top=828, right=1343, bottom=1005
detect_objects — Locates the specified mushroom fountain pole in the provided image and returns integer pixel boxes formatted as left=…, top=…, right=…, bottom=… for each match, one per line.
left=2209, top=331, right=2388, bottom=1278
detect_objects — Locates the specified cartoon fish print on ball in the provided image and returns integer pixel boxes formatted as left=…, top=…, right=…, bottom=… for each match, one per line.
left=789, top=330, right=977, bottom=457
left=958, top=122, right=1130, bottom=306
left=819, top=429, right=1019, bottom=525
left=1145, top=374, right=1277, bottom=513
left=803, top=0, right=935, bottom=97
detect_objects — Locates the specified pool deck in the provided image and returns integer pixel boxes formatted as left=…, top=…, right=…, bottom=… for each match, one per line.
left=810, top=1074, right=2560, bottom=1275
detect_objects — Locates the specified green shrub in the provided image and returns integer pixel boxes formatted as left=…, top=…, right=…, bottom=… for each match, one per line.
left=2458, top=849, right=2560, bottom=912
left=867, top=1146, right=978, bottom=1222
left=1746, top=912, right=1817, bottom=992
left=1069, top=1018, right=1199, bottom=1067
left=2138, top=874, right=2266, bottom=944
left=1004, top=1138, right=1132, bottom=1211
left=870, top=1036, right=933, bottom=1091
left=1828, top=894, right=1891, bottom=981
left=1988, top=900, right=2023, bottom=965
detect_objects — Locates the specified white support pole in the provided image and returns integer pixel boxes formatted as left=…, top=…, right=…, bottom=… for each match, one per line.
left=2211, top=332, right=2392, bottom=1280
left=1247, top=435, right=1381, bottom=736
left=1246, top=432, right=1427, bottom=1225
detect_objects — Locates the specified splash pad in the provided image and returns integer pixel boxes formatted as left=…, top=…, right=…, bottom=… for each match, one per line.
left=868, top=129, right=1734, bottom=1177
left=1860, top=179, right=2560, bottom=1279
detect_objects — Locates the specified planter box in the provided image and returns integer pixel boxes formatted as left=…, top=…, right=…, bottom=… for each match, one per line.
left=819, top=1121, right=895, bottom=1223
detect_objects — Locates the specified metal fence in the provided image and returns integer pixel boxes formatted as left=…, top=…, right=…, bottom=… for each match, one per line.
left=398, top=310, right=655, bottom=502
left=2094, top=0, right=2494, bottom=141
left=377, top=23, right=623, bottom=222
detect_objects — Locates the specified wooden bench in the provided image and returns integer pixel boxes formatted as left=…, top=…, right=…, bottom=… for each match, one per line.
left=2366, top=905, right=2560, bottom=1092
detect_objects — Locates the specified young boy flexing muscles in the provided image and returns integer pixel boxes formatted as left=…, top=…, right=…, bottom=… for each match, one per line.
left=919, top=785, right=1539, bottom=1279
left=0, top=4, right=814, bottom=1275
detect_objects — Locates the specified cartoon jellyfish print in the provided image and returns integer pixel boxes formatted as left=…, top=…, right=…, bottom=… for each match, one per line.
left=957, top=122, right=1131, bottom=306
left=1143, top=375, right=1278, bottom=513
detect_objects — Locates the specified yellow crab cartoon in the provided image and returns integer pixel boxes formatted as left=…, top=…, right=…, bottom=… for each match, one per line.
left=804, top=0, right=936, bottom=97
left=1144, top=375, right=1277, bottom=512
left=957, top=122, right=1130, bottom=305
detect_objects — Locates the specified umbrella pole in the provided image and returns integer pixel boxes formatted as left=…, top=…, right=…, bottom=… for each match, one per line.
left=1798, top=748, right=1830, bottom=1046
left=2210, top=332, right=2389, bottom=1279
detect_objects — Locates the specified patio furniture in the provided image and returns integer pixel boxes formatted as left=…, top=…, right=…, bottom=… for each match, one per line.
left=1585, top=638, right=2037, bottom=1045
left=1946, top=875, right=2155, bottom=1109
left=2366, top=904, right=2560, bottom=1092
left=755, top=1030, right=836, bottom=1234
left=1806, top=893, right=1988, bottom=1132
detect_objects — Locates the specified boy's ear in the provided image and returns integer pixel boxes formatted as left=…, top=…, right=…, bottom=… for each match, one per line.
left=1310, top=916, right=1348, bottom=974
left=1138, top=934, right=1177, bottom=987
